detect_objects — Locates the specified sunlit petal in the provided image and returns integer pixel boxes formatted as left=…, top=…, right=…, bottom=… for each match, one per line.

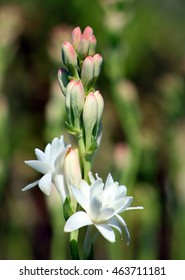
left=25, top=160, right=50, bottom=174
left=22, top=180, right=39, bottom=191
left=95, top=224, right=116, bottom=242
left=64, top=211, right=93, bottom=232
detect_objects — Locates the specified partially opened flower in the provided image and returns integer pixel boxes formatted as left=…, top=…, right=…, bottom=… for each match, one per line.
left=64, top=172, right=143, bottom=256
left=22, top=135, right=71, bottom=200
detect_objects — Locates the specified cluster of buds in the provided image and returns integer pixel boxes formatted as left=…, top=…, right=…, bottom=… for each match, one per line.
left=58, top=26, right=104, bottom=158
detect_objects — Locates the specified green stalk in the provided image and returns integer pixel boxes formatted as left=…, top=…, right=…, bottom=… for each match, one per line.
left=70, top=230, right=80, bottom=260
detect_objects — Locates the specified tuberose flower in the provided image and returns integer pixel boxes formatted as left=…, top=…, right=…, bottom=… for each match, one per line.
left=64, top=172, right=143, bottom=245
left=22, top=135, right=71, bottom=201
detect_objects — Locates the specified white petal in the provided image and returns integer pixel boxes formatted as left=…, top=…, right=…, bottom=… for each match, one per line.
left=104, top=173, right=114, bottom=189
left=95, top=224, right=116, bottom=243
left=96, top=208, right=114, bottom=223
left=53, top=174, right=68, bottom=202
left=35, top=148, right=46, bottom=161
left=116, top=214, right=130, bottom=244
left=22, top=180, right=39, bottom=191
left=116, top=196, right=133, bottom=214
left=116, top=185, right=127, bottom=198
left=89, top=196, right=102, bottom=219
left=80, top=180, right=90, bottom=202
left=49, top=137, right=64, bottom=166
left=107, top=216, right=122, bottom=235
left=38, top=173, right=52, bottom=195
left=126, top=206, right=144, bottom=210
left=88, top=172, right=95, bottom=184
left=90, top=178, right=104, bottom=201
left=64, top=211, right=93, bottom=232
left=44, top=143, right=51, bottom=161
left=25, top=160, right=50, bottom=174
left=54, top=145, right=71, bottom=174
left=71, top=186, right=89, bottom=211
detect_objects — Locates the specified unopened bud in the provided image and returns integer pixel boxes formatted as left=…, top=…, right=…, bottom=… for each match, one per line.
left=81, top=56, right=94, bottom=90
left=65, top=80, right=85, bottom=128
left=93, top=54, right=103, bottom=81
left=83, top=92, right=98, bottom=149
left=94, top=91, right=104, bottom=126
left=61, top=41, right=78, bottom=76
left=83, top=26, right=93, bottom=38
left=57, top=68, right=69, bottom=96
left=64, top=148, right=82, bottom=210
left=72, top=26, right=82, bottom=50
left=88, top=35, right=97, bottom=56
left=70, top=81, right=85, bottom=126
left=65, top=80, right=76, bottom=124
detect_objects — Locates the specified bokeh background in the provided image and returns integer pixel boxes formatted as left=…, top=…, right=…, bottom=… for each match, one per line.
left=0, top=0, right=185, bottom=260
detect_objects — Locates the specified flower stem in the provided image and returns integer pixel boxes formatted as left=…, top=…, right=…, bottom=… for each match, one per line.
left=70, top=230, right=80, bottom=259
left=78, top=134, right=91, bottom=182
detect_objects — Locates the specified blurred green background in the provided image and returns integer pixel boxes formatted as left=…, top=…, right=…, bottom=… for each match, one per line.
left=0, top=0, right=185, bottom=260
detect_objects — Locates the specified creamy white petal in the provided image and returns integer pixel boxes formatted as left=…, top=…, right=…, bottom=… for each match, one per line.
left=71, top=186, right=89, bottom=211
left=25, top=160, right=50, bottom=174
left=22, top=180, right=39, bottom=191
left=38, top=173, right=52, bottom=195
left=116, top=185, right=127, bottom=198
left=64, top=211, right=93, bottom=232
left=44, top=143, right=51, bottom=160
left=95, top=224, right=116, bottom=242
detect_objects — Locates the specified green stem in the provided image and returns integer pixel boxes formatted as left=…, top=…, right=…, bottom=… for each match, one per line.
left=70, top=230, right=80, bottom=260
left=78, top=134, right=91, bottom=182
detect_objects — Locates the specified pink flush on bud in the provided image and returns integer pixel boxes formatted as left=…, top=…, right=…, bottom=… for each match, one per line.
left=72, top=27, right=82, bottom=50
left=61, top=41, right=77, bottom=70
left=83, top=26, right=93, bottom=38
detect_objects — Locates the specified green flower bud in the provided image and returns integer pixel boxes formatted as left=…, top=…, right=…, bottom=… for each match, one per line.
left=65, top=80, right=85, bottom=129
left=93, top=54, right=103, bottom=81
left=81, top=56, right=94, bottom=91
left=61, top=41, right=78, bottom=77
left=57, top=68, right=69, bottom=96
left=83, top=92, right=98, bottom=149
left=65, top=80, right=76, bottom=124
left=70, top=81, right=85, bottom=128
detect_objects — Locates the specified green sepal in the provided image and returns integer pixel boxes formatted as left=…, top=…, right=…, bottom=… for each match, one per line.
left=65, top=121, right=80, bottom=136
left=85, top=136, right=98, bottom=159
left=63, top=197, right=74, bottom=221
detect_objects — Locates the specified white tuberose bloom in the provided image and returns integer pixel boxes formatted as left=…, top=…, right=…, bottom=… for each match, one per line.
left=64, top=172, right=143, bottom=244
left=22, top=135, right=71, bottom=200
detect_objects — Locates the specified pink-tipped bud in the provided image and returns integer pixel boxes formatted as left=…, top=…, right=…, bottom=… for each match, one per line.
left=57, top=68, right=69, bottom=96
left=88, top=35, right=97, bottom=56
left=61, top=41, right=78, bottom=74
left=83, top=26, right=93, bottom=38
left=77, top=35, right=90, bottom=60
left=72, top=26, right=82, bottom=50
left=81, top=56, right=94, bottom=90
left=83, top=92, right=98, bottom=148
left=93, top=54, right=103, bottom=80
